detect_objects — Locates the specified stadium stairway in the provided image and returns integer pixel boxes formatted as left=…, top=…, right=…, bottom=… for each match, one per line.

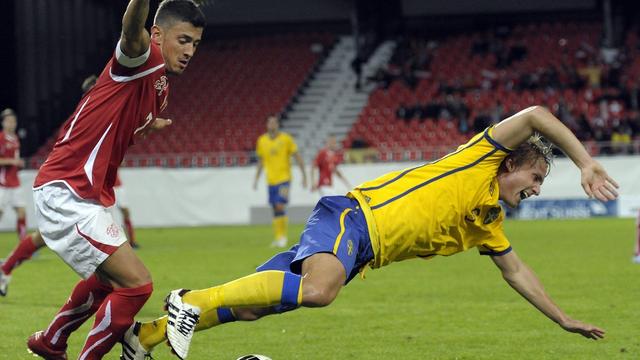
left=281, top=36, right=396, bottom=161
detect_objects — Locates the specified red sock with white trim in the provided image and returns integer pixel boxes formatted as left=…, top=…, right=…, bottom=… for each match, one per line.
left=42, top=274, right=113, bottom=351
left=1, top=234, right=37, bottom=275
left=78, top=283, right=153, bottom=359
left=16, top=218, right=26, bottom=240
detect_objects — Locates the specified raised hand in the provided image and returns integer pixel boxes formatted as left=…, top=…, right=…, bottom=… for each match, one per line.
left=580, top=161, right=619, bottom=202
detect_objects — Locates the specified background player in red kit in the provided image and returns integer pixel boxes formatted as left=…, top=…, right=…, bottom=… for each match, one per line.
left=311, top=135, right=351, bottom=196
left=0, top=109, right=27, bottom=240
left=25, top=1, right=205, bottom=359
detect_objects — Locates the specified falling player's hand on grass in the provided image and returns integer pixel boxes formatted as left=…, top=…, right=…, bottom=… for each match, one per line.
left=559, top=318, right=605, bottom=340
left=579, top=161, right=618, bottom=202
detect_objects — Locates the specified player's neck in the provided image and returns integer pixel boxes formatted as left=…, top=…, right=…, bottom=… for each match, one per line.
left=268, top=130, right=279, bottom=138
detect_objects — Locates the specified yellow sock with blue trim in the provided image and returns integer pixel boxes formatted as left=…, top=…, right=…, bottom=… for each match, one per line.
left=273, top=215, right=287, bottom=240
left=182, top=270, right=303, bottom=314
left=139, top=308, right=237, bottom=350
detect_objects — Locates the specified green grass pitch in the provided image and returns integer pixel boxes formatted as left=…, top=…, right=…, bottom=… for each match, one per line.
left=0, top=218, right=638, bottom=359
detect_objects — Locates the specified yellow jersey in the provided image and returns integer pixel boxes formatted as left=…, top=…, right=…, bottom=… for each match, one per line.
left=349, top=127, right=512, bottom=268
left=256, top=132, right=299, bottom=185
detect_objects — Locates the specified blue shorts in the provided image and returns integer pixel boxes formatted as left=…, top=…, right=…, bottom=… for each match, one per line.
left=268, top=182, right=290, bottom=206
left=257, top=196, right=374, bottom=284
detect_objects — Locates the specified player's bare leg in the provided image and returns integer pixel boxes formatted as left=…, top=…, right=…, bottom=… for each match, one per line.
left=15, top=206, right=27, bottom=239
left=121, top=206, right=139, bottom=249
left=0, top=231, right=45, bottom=296
left=271, top=203, right=288, bottom=248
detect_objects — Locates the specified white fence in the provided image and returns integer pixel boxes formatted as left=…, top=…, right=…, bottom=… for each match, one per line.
left=3, top=155, right=639, bottom=231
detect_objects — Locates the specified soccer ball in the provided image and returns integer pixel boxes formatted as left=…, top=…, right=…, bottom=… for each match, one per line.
left=236, top=355, right=272, bottom=360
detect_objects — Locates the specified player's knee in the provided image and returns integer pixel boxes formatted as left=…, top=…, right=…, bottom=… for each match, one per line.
left=124, top=270, right=152, bottom=288
left=273, top=203, right=286, bottom=215
left=302, top=283, right=338, bottom=307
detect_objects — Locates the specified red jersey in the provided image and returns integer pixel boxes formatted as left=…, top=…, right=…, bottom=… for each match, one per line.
left=0, top=132, right=20, bottom=188
left=34, top=42, right=169, bottom=206
left=314, top=148, right=342, bottom=187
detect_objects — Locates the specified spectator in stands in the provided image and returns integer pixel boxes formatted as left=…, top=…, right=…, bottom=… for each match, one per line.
left=610, top=125, right=632, bottom=154
left=578, top=59, right=602, bottom=88
left=254, top=115, right=307, bottom=248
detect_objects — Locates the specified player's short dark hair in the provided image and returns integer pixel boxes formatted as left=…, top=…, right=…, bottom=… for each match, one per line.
left=499, top=134, right=553, bottom=175
left=0, top=108, right=16, bottom=120
left=154, top=0, right=206, bottom=29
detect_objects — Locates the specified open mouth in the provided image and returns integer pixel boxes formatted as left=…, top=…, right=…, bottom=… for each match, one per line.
left=519, top=190, right=529, bottom=200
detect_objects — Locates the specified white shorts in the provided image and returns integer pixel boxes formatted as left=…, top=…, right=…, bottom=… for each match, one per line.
left=114, top=185, right=129, bottom=209
left=0, top=186, right=26, bottom=209
left=33, top=183, right=127, bottom=279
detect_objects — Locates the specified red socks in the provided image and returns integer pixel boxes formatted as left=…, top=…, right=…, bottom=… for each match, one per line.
left=42, top=275, right=113, bottom=351
left=16, top=218, right=26, bottom=240
left=1, top=234, right=37, bottom=275
left=78, top=283, right=153, bottom=359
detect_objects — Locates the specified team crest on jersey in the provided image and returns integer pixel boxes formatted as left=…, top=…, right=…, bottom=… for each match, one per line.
left=154, top=75, right=168, bottom=96
left=106, top=223, right=120, bottom=238
left=483, top=206, right=501, bottom=225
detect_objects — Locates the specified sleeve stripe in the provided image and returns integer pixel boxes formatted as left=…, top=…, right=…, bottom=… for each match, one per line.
left=483, top=128, right=512, bottom=153
left=479, top=246, right=513, bottom=256
left=115, top=40, right=151, bottom=68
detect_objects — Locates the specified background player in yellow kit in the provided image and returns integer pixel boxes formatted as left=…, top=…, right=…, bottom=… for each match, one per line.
left=129, top=106, right=618, bottom=359
left=253, top=115, right=307, bottom=248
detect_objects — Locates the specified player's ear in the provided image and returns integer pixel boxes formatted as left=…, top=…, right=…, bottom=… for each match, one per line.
left=505, top=158, right=516, bottom=172
left=150, top=25, right=162, bottom=45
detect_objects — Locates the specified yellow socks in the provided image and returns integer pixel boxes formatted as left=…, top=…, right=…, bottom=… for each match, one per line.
left=139, top=271, right=303, bottom=351
left=182, top=270, right=303, bottom=313
left=139, top=316, right=168, bottom=351
left=273, top=215, right=288, bottom=241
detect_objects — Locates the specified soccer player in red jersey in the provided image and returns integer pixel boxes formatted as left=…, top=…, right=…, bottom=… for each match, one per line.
left=0, top=109, right=27, bottom=240
left=311, top=135, right=351, bottom=196
left=25, top=1, right=205, bottom=359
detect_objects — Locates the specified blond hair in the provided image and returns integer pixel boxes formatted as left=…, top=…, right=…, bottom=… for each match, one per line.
left=499, top=133, right=553, bottom=175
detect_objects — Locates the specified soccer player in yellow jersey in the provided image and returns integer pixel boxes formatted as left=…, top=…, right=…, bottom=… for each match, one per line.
left=253, top=115, right=307, bottom=248
left=126, top=106, right=618, bottom=359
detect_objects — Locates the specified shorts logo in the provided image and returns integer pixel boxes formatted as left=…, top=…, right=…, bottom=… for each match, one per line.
left=106, top=223, right=120, bottom=238
left=347, top=239, right=354, bottom=256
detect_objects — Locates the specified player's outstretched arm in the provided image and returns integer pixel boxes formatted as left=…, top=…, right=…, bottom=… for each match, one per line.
left=120, top=0, right=151, bottom=58
left=294, top=152, right=307, bottom=189
left=335, top=168, right=352, bottom=190
left=492, top=106, right=618, bottom=202
left=491, top=250, right=605, bottom=340
left=253, top=161, right=263, bottom=190
left=310, top=164, right=318, bottom=192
